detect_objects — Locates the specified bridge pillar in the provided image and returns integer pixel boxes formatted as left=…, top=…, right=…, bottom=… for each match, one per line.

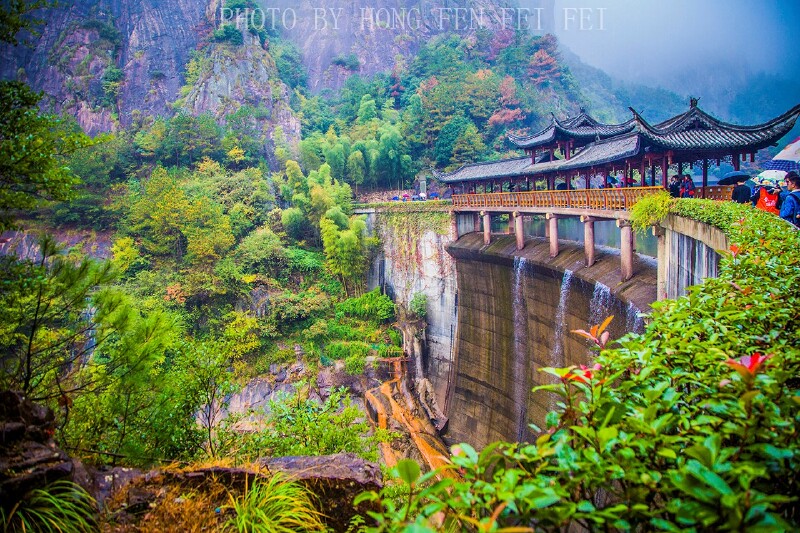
left=513, top=211, right=524, bottom=250
left=507, top=213, right=514, bottom=234
left=481, top=211, right=491, bottom=245
left=473, top=213, right=481, bottom=233
left=617, top=220, right=634, bottom=281
left=653, top=225, right=667, bottom=300
left=546, top=213, right=559, bottom=257
left=580, top=215, right=596, bottom=267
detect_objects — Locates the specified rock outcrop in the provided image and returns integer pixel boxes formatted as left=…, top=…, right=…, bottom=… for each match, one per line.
left=0, top=391, right=73, bottom=509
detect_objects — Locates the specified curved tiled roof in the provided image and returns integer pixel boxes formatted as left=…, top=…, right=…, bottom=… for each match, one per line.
left=509, top=109, right=635, bottom=149
left=441, top=101, right=800, bottom=185
left=632, top=103, right=800, bottom=152
left=440, top=134, right=640, bottom=183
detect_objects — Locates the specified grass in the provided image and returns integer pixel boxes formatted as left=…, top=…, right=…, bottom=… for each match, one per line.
left=1, top=481, right=97, bottom=533
left=224, top=472, right=326, bottom=532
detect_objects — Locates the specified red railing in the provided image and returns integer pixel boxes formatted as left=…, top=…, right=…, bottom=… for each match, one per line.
left=452, top=186, right=665, bottom=211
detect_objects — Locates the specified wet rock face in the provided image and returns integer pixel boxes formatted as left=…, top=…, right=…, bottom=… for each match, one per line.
left=444, top=234, right=657, bottom=448
left=0, top=391, right=73, bottom=509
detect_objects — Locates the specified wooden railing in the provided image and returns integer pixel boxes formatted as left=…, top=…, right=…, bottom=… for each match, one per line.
left=452, top=186, right=665, bottom=211
left=698, top=185, right=734, bottom=201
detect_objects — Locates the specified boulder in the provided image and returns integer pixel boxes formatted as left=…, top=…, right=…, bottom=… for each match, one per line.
left=0, top=390, right=73, bottom=509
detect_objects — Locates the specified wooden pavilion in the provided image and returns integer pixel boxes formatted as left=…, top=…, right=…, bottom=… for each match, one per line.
left=440, top=99, right=800, bottom=196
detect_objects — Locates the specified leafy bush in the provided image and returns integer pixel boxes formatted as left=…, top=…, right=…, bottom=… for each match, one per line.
left=216, top=388, right=381, bottom=461
left=335, top=288, right=395, bottom=323
left=285, top=247, right=323, bottom=274
left=359, top=200, right=800, bottom=531
left=630, top=189, right=674, bottom=232
left=409, top=292, right=427, bottom=319
left=326, top=340, right=371, bottom=375
left=224, top=473, right=325, bottom=532
left=213, top=24, right=243, bottom=45
left=234, top=226, right=286, bottom=275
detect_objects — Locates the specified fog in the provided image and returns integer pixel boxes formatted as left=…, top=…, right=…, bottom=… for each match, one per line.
left=544, top=0, right=800, bottom=94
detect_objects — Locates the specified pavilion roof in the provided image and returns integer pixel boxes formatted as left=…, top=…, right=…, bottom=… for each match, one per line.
left=440, top=134, right=640, bottom=183
left=440, top=101, right=800, bottom=185
left=632, top=102, right=800, bottom=153
left=508, top=109, right=636, bottom=150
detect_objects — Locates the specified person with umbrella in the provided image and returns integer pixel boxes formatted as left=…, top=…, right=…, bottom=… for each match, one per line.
left=719, top=170, right=752, bottom=203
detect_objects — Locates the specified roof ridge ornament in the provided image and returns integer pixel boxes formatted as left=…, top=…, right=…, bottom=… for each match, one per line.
left=690, top=97, right=699, bottom=108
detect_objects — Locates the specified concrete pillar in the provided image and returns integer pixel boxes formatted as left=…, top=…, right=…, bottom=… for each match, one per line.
left=482, top=211, right=491, bottom=245
left=514, top=211, right=524, bottom=250
left=617, top=219, right=634, bottom=281
left=546, top=213, right=559, bottom=258
left=581, top=215, right=596, bottom=267
left=654, top=225, right=667, bottom=300
left=507, top=213, right=514, bottom=234
left=473, top=212, right=481, bottom=233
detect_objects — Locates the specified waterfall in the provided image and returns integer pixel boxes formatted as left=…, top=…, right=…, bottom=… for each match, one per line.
left=551, top=269, right=574, bottom=368
left=511, top=256, right=528, bottom=442
left=588, top=282, right=612, bottom=325
left=625, top=302, right=645, bottom=333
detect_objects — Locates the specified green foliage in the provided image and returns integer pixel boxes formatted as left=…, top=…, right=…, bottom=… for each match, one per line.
left=332, top=53, right=361, bottom=71
left=630, top=190, right=674, bottom=232
left=325, top=341, right=370, bottom=374
left=234, top=226, right=286, bottom=275
left=0, top=81, right=96, bottom=229
left=409, top=292, right=427, bottom=319
left=320, top=214, right=371, bottom=296
left=216, top=387, right=382, bottom=462
left=213, top=24, right=243, bottom=45
left=335, top=288, right=395, bottom=323
left=1, top=481, right=97, bottom=533
left=224, top=473, right=325, bottom=533
left=361, top=200, right=800, bottom=530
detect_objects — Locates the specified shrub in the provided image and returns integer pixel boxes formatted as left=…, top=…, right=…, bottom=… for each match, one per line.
left=359, top=199, right=800, bottom=531
left=409, top=292, right=427, bottom=319
left=213, top=24, right=243, bottom=45
left=630, top=189, right=674, bottom=232
left=234, top=226, right=286, bottom=275
left=335, top=288, right=395, bottom=323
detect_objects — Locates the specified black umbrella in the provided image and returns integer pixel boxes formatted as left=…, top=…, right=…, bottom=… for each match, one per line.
left=718, top=171, right=750, bottom=186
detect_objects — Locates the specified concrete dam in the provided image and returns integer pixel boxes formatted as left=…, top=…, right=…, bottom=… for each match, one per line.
left=364, top=208, right=725, bottom=449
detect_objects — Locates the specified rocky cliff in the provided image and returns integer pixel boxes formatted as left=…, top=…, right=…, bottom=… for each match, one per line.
left=1, top=0, right=558, bottom=134
left=0, top=0, right=299, bottom=143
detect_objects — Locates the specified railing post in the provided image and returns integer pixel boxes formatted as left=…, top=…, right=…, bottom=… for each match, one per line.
left=617, top=219, right=634, bottom=281
left=581, top=215, right=596, bottom=267
left=547, top=213, right=559, bottom=258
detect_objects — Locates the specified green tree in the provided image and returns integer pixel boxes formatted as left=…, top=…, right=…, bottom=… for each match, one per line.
left=0, top=82, right=95, bottom=229
left=450, top=122, right=486, bottom=168
left=356, top=94, right=378, bottom=124
left=347, top=150, right=366, bottom=194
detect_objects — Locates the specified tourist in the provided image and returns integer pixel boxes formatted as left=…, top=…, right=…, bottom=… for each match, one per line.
left=668, top=175, right=681, bottom=197
left=752, top=178, right=780, bottom=215
left=679, top=174, right=696, bottom=198
left=731, top=180, right=752, bottom=203
left=779, top=171, right=800, bottom=227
